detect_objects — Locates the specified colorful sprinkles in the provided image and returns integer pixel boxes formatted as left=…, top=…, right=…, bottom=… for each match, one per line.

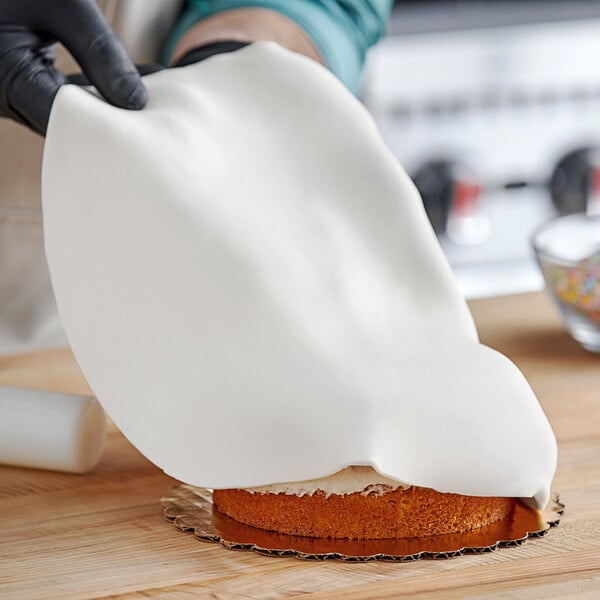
left=547, top=249, right=600, bottom=324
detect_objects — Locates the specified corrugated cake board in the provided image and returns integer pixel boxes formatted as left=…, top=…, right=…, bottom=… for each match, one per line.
left=161, top=484, right=563, bottom=562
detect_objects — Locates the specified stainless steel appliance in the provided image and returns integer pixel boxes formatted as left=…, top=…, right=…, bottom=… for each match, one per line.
left=364, top=2, right=600, bottom=297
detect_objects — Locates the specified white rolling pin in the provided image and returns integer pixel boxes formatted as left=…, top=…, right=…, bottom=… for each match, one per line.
left=0, top=385, right=106, bottom=473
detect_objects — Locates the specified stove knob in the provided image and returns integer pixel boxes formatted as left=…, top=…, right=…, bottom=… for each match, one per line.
left=550, top=147, right=600, bottom=216
left=412, top=160, right=488, bottom=244
left=412, top=160, right=455, bottom=234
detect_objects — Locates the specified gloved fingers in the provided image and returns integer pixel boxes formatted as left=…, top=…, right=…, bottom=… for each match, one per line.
left=0, top=31, right=64, bottom=134
left=36, top=0, right=147, bottom=110
left=65, top=63, right=166, bottom=86
left=10, top=59, right=65, bottom=135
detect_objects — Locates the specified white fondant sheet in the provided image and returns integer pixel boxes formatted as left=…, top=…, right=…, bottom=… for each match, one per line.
left=42, top=43, right=556, bottom=508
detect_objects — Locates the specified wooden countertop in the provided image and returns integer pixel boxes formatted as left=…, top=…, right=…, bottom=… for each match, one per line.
left=1, top=292, right=599, bottom=599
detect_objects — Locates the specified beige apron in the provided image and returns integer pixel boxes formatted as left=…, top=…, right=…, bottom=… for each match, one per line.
left=0, top=0, right=182, bottom=354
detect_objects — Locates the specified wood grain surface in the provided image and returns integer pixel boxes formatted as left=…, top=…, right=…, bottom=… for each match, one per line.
left=1, top=292, right=599, bottom=599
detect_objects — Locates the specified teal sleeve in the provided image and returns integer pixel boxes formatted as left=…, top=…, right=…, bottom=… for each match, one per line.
left=163, top=0, right=393, bottom=95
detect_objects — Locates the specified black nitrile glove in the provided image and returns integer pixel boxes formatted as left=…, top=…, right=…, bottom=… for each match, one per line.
left=0, top=0, right=147, bottom=135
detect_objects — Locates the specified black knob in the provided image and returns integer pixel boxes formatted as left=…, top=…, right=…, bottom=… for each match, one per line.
left=412, top=160, right=480, bottom=235
left=550, top=147, right=600, bottom=215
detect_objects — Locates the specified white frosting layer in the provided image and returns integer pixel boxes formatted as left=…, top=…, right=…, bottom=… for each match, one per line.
left=244, top=466, right=411, bottom=497
left=42, top=43, right=557, bottom=509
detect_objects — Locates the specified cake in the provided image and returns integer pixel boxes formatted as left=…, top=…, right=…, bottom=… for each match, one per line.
left=212, top=466, right=516, bottom=539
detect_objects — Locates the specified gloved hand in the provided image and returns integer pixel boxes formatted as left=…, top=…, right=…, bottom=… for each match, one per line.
left=0, top=0, right=147, bottom=135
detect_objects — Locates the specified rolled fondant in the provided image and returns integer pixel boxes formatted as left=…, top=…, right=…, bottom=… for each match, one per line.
left=42, top=43, right=556, bottom=507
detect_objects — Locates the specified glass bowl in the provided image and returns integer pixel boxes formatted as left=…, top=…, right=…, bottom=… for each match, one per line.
left=532, top=214, right=600, bottom=353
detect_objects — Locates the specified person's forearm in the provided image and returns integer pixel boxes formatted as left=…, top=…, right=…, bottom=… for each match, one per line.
left=170, top=8, right=324, bottom=66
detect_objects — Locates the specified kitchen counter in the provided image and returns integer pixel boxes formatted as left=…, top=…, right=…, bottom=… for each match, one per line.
left=1, top=292, right=599, bottom=599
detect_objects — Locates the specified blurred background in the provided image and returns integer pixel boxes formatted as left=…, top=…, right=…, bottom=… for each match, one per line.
left=364, top=0, right=600, bottom=298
